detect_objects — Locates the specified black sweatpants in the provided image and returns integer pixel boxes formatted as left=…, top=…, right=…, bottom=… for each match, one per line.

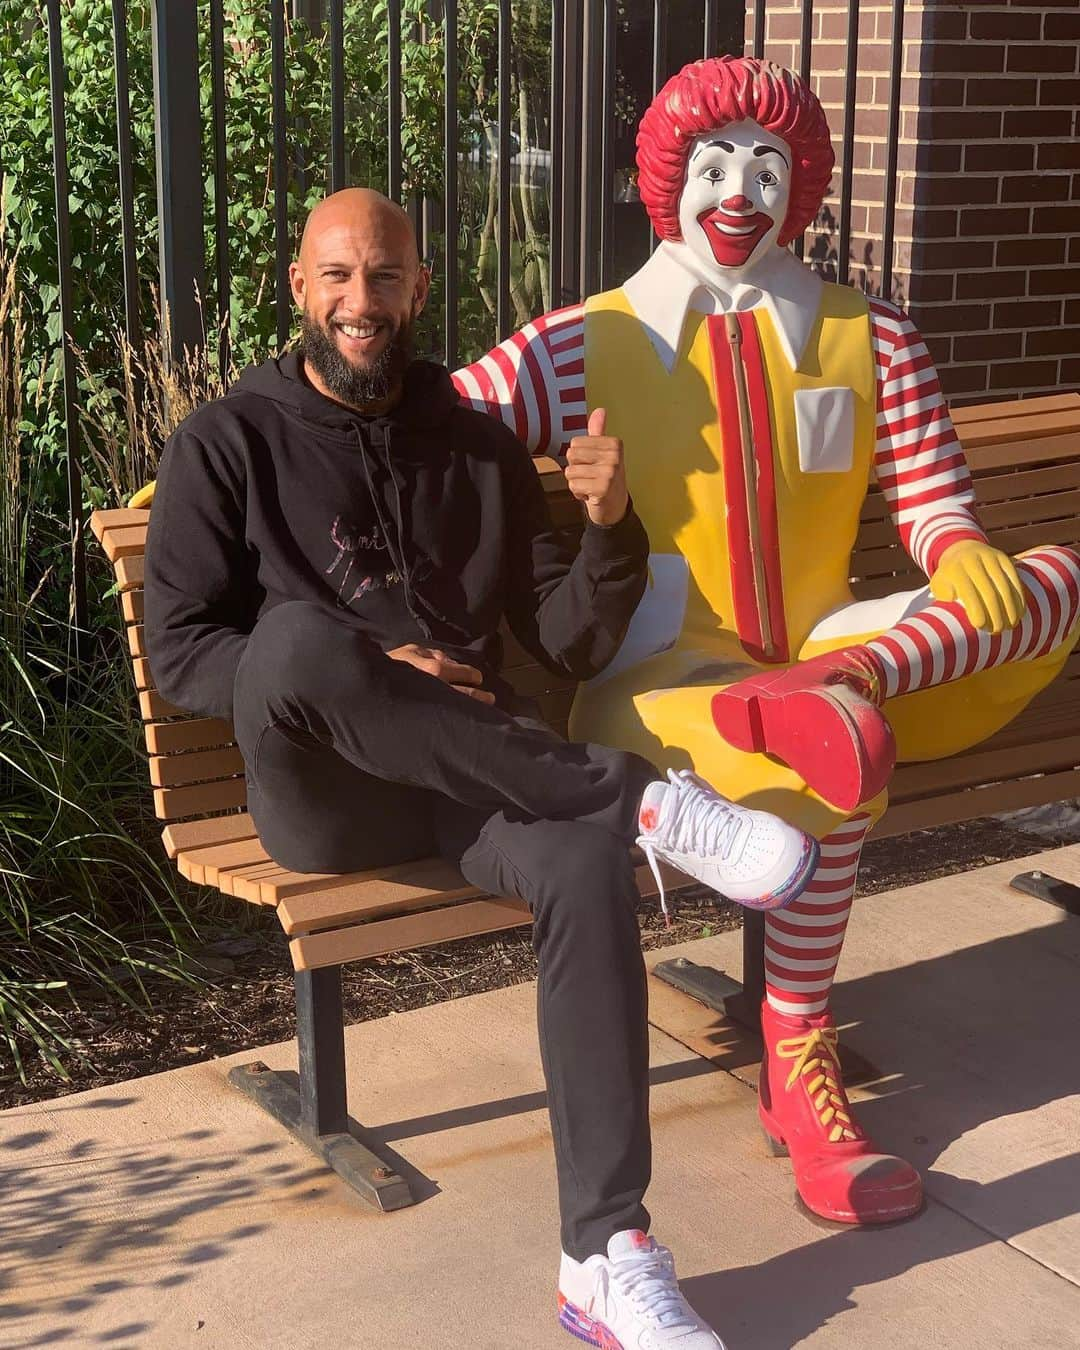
left=232, top=600, right=660, bottom=1260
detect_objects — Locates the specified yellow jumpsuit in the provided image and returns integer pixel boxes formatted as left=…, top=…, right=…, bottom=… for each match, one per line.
left=568, top=284, right=1077, bottom=839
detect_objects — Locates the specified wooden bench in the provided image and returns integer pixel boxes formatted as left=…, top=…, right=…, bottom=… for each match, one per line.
left=89, top=390, right=1080, bottom=1209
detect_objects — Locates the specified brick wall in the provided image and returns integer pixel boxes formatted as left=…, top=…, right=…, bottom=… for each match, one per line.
left=745, top=0, right=1080, bottom=403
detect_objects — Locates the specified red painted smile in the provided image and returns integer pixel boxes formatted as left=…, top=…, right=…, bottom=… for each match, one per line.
left=697, top=207, right=774, bottom=266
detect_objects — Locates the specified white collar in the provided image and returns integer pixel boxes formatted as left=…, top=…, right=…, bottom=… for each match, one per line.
left=620, top=240, right=825, bottom=373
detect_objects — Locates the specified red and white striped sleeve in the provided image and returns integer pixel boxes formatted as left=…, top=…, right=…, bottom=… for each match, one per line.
left=869, top=297, right=988, bottom=578
left=451, top=303, right=587, bottom=457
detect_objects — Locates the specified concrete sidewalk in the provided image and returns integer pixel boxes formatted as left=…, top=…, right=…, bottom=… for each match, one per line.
left=3, top=846, right=1080, bottom=1349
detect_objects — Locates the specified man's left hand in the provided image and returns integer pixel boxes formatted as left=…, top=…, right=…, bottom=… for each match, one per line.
left=565, top=407, right=630, bottom=527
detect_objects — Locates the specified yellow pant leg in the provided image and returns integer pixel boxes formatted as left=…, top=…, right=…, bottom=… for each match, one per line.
left=569, top=643, right=887, bottom=840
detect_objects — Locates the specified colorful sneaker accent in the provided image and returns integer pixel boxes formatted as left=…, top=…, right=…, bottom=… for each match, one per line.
left=759, top=999, right=924, bottom=1224
left=711, top=646, right=896, bottom=812
left=558, top=1230, right=726, bottom=1349
left=637, top=768, right=820, bottom=921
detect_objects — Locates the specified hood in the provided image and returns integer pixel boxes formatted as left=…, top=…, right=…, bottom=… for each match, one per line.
left=229, top=349, right=461, bottom=436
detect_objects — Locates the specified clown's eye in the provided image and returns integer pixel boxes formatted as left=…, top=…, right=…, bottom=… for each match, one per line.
left=703, top=167, right=726, bottom=183
left=757, top=170, right=779, bottom=187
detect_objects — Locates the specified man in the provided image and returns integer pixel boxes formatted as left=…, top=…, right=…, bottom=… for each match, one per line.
left=455, top=55, right=1080, bottom=1227
left=143, top=187, right=820, bottom=1349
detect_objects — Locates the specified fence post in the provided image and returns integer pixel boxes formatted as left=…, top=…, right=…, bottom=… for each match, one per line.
left=150, top=0, right=206, bottom=369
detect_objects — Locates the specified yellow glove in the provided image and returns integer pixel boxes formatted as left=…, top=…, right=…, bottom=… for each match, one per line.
left=929, top=539, right=1026, bottom=634
left=128, top=480, right=156, bottom=509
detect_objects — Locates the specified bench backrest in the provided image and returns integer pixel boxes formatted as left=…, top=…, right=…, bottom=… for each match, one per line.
left=89, top=391, right=1080, bottom=852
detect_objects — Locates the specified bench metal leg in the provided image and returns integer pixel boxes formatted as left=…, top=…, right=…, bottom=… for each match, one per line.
left=227, top=965, right=414, bottom=1211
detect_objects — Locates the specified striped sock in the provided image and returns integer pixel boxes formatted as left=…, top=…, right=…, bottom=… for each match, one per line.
left=764, top=813, right=871, bottom=1017
left=867, top=546, right=1080, bottom=700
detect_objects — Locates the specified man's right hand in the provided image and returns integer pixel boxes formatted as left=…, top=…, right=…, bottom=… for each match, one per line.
left=385, top=644, right=496, bottom=705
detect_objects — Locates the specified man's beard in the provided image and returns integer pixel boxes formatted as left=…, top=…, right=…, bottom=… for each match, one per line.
left=301, top=310, right=415, bottom=408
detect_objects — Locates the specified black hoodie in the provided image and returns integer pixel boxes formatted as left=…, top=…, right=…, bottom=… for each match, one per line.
left=143, top=352, right=650, bottom=722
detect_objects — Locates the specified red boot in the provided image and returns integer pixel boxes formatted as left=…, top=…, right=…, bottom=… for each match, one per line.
left=759, top=1000, right=923, bottom=1224
left=711, top=647, right=896, bottom=811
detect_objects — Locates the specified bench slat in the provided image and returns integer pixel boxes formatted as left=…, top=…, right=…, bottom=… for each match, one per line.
left=128, top=623, right=146, bottom=658
left=154, top=777, right=247, bottom=822
left=90, top=507, right=150, bottom=540
left=973, top=461, right=1080, bottom=507
left=115, top=555, right=144, bottom=591
left=161, top=812, right=258, bottom=859
left=121, top=589, right=144, bottom=623
left=277, top=856, right=482, bottom=933
left=890, top=732, right=1080, bottom=801
left=175, top=835, right=273, bottom=886
left=101, top=523, right=149, bottom=562
left=149, top=745, right=246, bottom=788
left=955, top=409, right=1080, bottom=449
left=874, top=767, right=1080, bottom=839
left=139, top=688, right=191, bottom=721
left=950, top=393, right=1080, bottom=426
left=855, top=515, right=1079, bottom=581
left=145, top=717, right=235, bottom=755
left=964, top=430, right=1080, bottom=472
left=133, top=656, right=153, bottom=690
left=289, top=897, right=532, bottom=971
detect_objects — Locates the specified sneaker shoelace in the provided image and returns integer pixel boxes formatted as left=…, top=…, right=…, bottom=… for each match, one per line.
left=775, top=1026, right=859, bottom=1143
left=607, top=1243, right=699, bottom=1330
left=639, top=769, right=752, bottom=928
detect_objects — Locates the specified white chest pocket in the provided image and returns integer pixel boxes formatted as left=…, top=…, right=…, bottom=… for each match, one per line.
left=794, top=386, right=855, bottom=474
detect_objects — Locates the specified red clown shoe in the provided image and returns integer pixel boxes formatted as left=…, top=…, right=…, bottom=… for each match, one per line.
left=759, top=1000, right=923, bottom=1224
left=711, top=647, right=896, bottom=812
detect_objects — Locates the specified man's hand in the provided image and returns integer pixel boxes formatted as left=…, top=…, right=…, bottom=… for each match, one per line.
left=565, top=407, right=630, bottom=527
left=385, top=644, right=496, bottom=704
left=929, top=540, right=1026, bottom=634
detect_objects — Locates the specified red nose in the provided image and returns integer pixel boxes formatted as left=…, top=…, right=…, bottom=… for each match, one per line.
left=721, top=194, right=754, bottom=213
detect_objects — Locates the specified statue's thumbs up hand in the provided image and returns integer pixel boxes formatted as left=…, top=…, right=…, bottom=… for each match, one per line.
left=565, top=406, right=630, bottom=527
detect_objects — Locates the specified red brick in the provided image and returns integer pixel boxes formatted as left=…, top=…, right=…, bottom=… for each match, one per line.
left=1025, top=326, right=1080, bottom=357
left=991, top=359, right=1062, bottom=390
left=959, top=207, right=1032, bottom=237
left=1065, top=299, right=1080, bottom=326
left=965, top=141, right=1035, bottom=173
left=762, top=10, right=804, bottom=41
left=907, top=9, right=968, bottom=41
left=922, top=43, right=1007, bottom=76
left=1002, top=174, right=1073, bottom=204
left=911, top=175, right=1000, bottom=207
left=1072, top=236, right=1080, bottom=263
left=970, top=12, right=1043, bottom=41
left=965, top=77, right=1038, bottom=108
left=900, top=76, right=967, bottom=109
left=1045, top=15, right=1080, bottom=42
left=913, top=109, right=1004, bottom=141
left=1006, top=44, right=1078, bottom=75
left=922, top=333, right=952, bottom=368
left=1039, top=78, right=1080, bottom=107
left=994, top=298, right=1064, bottom=330
left=1004, top=108, right=1074, bottom=137
left=1028, top=267, right=1080, bottom=296
left=1032, top=205, right=1080, bottom=236
left=913, top=208, right=961, bottom=240
left=952, top=331, right=1025, bottom=363
left=1060, top=358, right=1080, bottom=387
left=915, top=143, right=966, bottom=174
left=956, top=270, right=1029, bottom=301
left=1038, top=142, right=1080, bottom=171
left=913, top=303, right=993, bottom=335
left=906, top=272, right=956, bottom=304
left=996, top=236, right=1068, bottom=267
left=937, top=364, right=991, bottom=398
left=917, top=240, right=997, bottom=271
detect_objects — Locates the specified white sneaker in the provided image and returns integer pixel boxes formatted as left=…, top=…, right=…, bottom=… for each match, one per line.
left=558, top=1229, right=726, bottom=1349
left=637, top=768, right=819, bottom=918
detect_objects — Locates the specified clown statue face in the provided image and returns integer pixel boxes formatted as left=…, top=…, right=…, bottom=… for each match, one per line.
left=676, top=120, right=793, bottom=281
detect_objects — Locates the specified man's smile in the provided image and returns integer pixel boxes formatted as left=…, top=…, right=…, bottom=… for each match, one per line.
left=696, top=207, right=774, bottom=266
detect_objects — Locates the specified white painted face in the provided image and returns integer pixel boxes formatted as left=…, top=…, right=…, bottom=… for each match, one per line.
left=677, top=119, right=793, bottom=278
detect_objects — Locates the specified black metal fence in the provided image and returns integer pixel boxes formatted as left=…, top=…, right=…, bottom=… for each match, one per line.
left=37, top=0, right=909, bottom=633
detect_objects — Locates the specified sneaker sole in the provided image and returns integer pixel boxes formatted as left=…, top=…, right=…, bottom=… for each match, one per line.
left=558, top=1294, right=624, bottom=1349
left=737, top=832, right=822, bottom=912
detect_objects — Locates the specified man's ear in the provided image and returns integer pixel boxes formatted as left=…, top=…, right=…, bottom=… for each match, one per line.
left=412, top=265, right=431, bottom=317
left=289, top=260, right=306, bottom=309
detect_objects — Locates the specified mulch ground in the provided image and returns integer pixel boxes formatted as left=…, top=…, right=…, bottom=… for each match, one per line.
left=2, top=815, right=1073, bottom=1110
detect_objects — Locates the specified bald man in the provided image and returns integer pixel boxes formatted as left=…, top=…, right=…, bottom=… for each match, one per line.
left=144, top=190, right=815, bottom=1350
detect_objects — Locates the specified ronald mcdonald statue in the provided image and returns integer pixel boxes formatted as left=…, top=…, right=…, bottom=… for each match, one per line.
left=455, top=55, right=1080, bottom=1224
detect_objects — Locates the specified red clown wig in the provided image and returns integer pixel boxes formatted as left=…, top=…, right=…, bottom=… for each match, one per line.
left=637, top=56, right=834, bottom=247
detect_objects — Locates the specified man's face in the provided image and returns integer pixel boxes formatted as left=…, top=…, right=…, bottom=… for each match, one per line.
left=289, top=214, right=429, bottom=407
left=677, top=119, right=792, bottom=277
